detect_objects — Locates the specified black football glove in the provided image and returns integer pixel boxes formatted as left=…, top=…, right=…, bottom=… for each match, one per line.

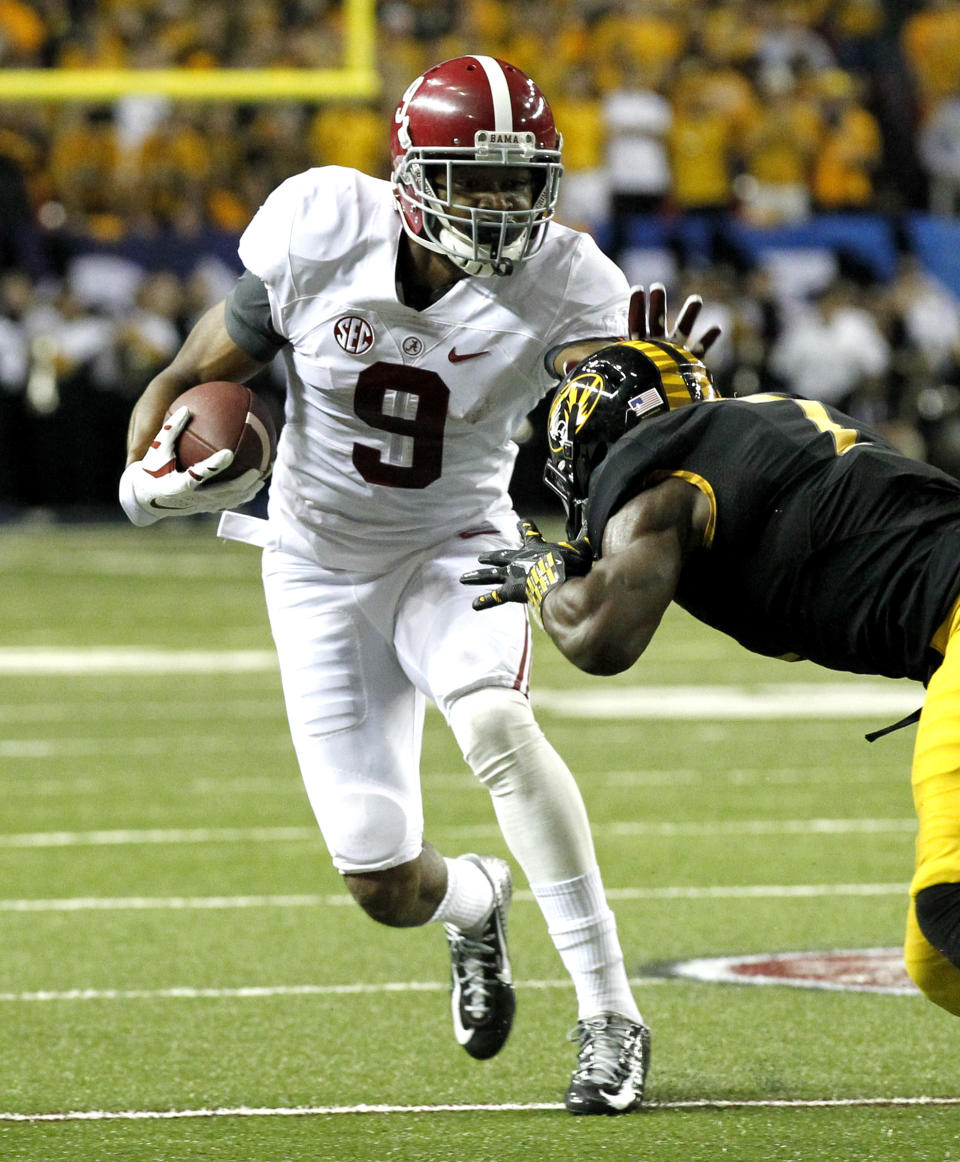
left=460, top=519, right=592, bottom=624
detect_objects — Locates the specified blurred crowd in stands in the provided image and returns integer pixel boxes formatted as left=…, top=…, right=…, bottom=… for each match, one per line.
left=2, top=0, right=960, bottom=516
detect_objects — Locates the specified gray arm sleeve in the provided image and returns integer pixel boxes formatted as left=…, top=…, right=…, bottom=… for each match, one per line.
left=224, top=270, right=288, bottom=362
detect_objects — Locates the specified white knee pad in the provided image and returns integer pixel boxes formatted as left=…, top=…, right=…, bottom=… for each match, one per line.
left=321, top=784, right=421, bottom=874
left=449, top=686, right=546, bottom=791
left=448, top=686, right=596, bottom=882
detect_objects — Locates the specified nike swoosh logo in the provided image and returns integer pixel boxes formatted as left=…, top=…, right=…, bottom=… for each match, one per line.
left=448, top=348, right=490, bottom=363
left=599, top=1083, right=637, bottom=1111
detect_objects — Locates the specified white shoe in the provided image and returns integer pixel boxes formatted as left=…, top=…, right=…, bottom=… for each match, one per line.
left=565, top=1012, right=651, bottom=1114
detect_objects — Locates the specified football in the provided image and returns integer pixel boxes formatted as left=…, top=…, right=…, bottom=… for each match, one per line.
left=166, top=381, right=277, bottom=484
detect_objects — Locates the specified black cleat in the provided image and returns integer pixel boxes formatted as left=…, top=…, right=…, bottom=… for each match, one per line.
left=565, top=1012, right=651, bottom=1114
left=444, top=854, right=515, bottom=1060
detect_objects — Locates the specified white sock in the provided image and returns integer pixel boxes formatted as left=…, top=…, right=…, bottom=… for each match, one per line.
left=448, top=688, right=642, bottom=1020
left=532, top=867, right=643, bottom=1023
left=428, top=856, right=494, bottom=934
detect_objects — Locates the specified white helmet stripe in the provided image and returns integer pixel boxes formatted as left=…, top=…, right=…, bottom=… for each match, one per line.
left=471, top=55, right=513, bottom=131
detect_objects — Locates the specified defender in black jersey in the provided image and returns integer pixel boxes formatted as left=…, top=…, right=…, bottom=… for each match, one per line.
left=462, top=339, right=960, bottom=1020
left=587, top=389, right=960, bottom=684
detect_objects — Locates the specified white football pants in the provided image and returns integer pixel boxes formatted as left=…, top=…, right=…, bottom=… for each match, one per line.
left=261, top=532, right=595, bottom=876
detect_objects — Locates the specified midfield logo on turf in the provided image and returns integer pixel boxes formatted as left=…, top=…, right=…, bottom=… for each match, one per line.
left=654, top=948, right=917, bottom=995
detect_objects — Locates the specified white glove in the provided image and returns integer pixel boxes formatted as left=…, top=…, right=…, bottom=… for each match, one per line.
left=119, top=405, right=265, bottom=526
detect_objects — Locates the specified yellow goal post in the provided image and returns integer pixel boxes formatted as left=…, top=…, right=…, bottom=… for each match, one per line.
left=0, top=0, right=378, bottom=102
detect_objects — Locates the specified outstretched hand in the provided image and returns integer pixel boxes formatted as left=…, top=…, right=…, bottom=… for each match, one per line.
left=460, top=519, right=592, bottom=624
left=628, top=282, right=721, bottom=359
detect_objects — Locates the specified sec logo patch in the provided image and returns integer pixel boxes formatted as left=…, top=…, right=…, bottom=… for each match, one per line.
left=334, top=316, right=374, bottom=354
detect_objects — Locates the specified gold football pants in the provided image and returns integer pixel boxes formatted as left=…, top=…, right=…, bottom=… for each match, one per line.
left=906, top=593, right=960, bottom=1015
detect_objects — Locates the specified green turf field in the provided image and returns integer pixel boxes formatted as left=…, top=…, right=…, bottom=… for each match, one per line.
left=2, top=521, right=959, bottom=1161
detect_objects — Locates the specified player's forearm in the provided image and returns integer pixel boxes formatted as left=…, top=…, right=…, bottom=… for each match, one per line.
left=125, top=301, right=266, bottom=463
left=126, top=370, right=196, bottom=464
left=549, top=337, right=619, bottom=378
left=539, top=575, right=650, bottom=676
left=540, top=539, right=679, bottom=675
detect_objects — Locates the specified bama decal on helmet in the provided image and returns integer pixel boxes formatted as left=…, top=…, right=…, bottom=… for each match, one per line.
left=389, top=56, right=561, bottom=277
left=477, top=130, right=534, bottom=147
left=547, top=373, right=605, bottom=456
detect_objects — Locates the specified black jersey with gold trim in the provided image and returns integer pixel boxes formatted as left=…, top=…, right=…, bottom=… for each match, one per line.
left=586, top=393, right=960, bottom=682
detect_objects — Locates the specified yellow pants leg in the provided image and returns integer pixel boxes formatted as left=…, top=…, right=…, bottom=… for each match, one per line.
left=906, top=595, right=960, bottom=1016
left=904, top=898, right=960, bottom=1015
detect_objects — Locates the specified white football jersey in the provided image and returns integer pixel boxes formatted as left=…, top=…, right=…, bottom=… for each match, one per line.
left=238, top=166, right=628, bottom=570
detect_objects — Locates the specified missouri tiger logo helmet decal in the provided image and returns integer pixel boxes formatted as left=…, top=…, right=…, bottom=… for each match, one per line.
left=544, top=340, right=718, bottom=538
left=547, top=372, right=605, bottom=460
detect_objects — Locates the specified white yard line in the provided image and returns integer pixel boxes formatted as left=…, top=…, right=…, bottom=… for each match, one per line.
left=0, top=648, right=277, bottom=674
left=0, top=826, right=320, bottom=848
left=535, top=682, right=922, bottom=719
left=0, top=893, right=345, bottom=912
left=0, top=977, right=661, bottom=1003
left=0, top=770, right=884, bottom=794
left=0, top=700, right=285, bottom=723
left=0, top=819, right=915, bottom=848
left=0, top=737, right=291, bottom=758
left=606, top=818, right=915, bottom=837
left=0, top=649, right=924, bottom=721
left=3, top=1096, right=959, bottom=1122
left=0, top=883, right=910, bottom=913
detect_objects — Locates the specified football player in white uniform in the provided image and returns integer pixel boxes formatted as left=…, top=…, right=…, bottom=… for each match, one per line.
left=120, top=55, right=713, bottom=1114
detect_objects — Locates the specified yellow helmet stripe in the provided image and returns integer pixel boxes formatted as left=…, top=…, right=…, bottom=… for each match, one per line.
left=621, top=340, right=695, bottom=409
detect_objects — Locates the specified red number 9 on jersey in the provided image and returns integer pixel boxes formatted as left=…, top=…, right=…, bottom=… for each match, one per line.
left=352, top=362, right=450, bottom=489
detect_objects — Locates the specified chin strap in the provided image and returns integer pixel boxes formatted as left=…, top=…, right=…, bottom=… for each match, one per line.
left=437, top=225, right=523, bottom=277
left=864, top=706, right=922, bottom=742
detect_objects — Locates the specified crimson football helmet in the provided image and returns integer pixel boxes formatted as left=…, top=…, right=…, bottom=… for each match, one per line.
left=545, top=340, right=719, bottom=537
left=390, top=55, right=563, bottom=277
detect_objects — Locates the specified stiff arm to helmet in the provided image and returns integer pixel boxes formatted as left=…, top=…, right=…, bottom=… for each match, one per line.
left=390, top=55, right=563, bottom=277
left=629, top=283, right=721, bottom=359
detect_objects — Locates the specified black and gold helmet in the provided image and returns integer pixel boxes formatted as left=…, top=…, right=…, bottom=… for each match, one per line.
left=544, top=339, right=718, bottom=537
